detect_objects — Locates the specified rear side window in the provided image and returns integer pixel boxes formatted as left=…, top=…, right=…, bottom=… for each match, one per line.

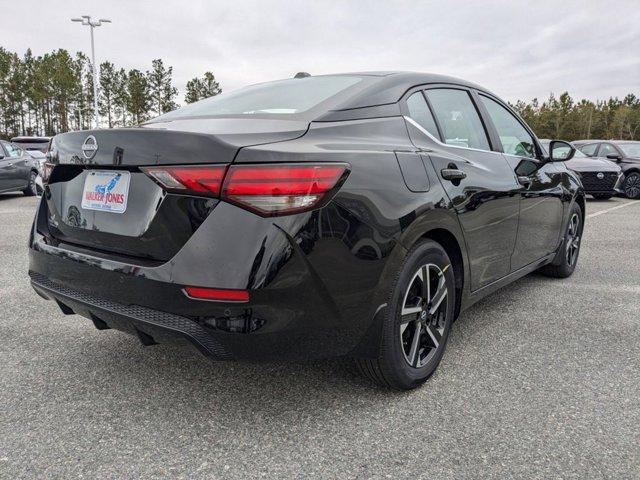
left=406, top=91, right=440, bottom=140
left=579, top=144, right=598, bottom=156
left=425, top=89, right=490, bottom=150
left=479, top=95, right=536, bottom=158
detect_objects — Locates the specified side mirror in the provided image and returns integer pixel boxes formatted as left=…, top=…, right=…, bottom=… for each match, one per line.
left=548, top=140, right=576, bottom=162
left=0, top=153, right=4, bottom=160
left=606, top=153, right=622, bottom=161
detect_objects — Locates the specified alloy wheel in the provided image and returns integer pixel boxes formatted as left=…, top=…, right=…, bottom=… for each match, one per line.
left=565, top=213, right=581, bottom=267
left=399, top=263, right=448, bottom=368
left=29, top=172, right=38, bottom=195
left=624, top=173, right=640, bottom=199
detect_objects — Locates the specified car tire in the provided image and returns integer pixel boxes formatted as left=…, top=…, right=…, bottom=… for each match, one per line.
left=592, top=193, right=612, bottom=200
left=356, top=240, right=456, bottom=390
left=539, top=202, right=583, bottom=278
left=623, top=172, right=640, bottom=199
left=22, top=171, right=38, bottom=197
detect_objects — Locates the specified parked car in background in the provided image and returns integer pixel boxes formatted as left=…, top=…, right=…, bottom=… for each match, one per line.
left=0, top=140, right=40, bottom=195
left=29, top=72, right=585, bottom=390
left=26, top=150, right=46, bottom=195
left=539, top=139, right=622, bottom=199
left=573, top=140, right=640, bottom=199
left=10, top=136, right=51, bottom=153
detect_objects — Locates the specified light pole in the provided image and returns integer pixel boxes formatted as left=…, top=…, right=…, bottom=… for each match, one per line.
left=71, top=15, right=111, bottom=129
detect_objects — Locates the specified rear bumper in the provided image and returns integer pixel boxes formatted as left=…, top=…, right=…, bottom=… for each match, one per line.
left=28, top=246, right=374, bottom=361
left=28, top=196, right=401, bottom=361
left=31, top=272, right=233, bottom=359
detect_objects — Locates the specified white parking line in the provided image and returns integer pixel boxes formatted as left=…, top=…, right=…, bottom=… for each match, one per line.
left=587, top=200, right=639, bottom=219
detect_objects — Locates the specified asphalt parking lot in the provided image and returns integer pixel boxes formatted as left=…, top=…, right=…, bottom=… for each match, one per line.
left=1, top=194, right=638, bottom=479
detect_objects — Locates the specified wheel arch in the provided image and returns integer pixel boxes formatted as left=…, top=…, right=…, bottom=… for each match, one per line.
left=575, top=192, right=586, bottom=219
left=419, top=228, right=464, bottom=320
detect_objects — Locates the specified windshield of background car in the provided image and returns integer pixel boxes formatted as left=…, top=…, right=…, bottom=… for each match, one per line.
left=151, top=76, right=364, bottom=122
left=618, top=143, right=640, bottom=157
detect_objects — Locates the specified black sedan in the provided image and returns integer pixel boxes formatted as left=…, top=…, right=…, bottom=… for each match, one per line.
left=0, top=140, right=40, bottom=196
left=539, top=139, right=622, bottom=199
left=573, top=140, right=640, bottom=199
left=29, top=72, right=585, bottom=390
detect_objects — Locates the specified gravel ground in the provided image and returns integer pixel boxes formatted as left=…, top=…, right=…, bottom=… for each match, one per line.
left=1, top=193, right=638, bottom=479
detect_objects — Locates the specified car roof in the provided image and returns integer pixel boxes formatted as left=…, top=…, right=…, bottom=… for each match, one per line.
left=10, top=136, right=51, bottom=142
left=574, top=139, right=639, bottom=145
left=323, top=71, right=496, bottom=111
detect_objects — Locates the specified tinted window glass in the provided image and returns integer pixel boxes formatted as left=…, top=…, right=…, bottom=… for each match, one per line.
left=154, top=76, right=363, bottom=121
left=579, top=143, right=598, bottom=156
left=5, top=143, right=22, bottom=157
left=479, top=95, right=535, bottom=158
left=406, top=91, right=440, bottom=140
left=598, top=143, right=618, bottom=157
left=1, top=141, right=19, bottom=157
left=425, top=89, right=490, bottom=150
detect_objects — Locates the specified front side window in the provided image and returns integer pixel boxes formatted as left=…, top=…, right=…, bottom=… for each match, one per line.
left=579, top=143, right=598, bottom=156
left=598, top=143, right=619, bottom=157
left=6, top=144, right=22, bottom=157
left=424, top=89, right=490, bottom=150
left=406, top=91, right=440, bottom=140
left=479, top=95, right=535, bottom=158
left=1, top=141, right=19, bottom=157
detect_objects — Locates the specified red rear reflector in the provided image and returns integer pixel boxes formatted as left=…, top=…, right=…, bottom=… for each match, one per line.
left=141, top=165, right=226, bottom=196
left=221, top=163, right=347, bottom=215
left=184, top=286, right=250, bottom=302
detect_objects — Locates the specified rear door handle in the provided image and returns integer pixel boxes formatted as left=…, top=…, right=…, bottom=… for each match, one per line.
left=517, top=176, right=532, bottom=188
left=441, top=168, right=467, bottom=181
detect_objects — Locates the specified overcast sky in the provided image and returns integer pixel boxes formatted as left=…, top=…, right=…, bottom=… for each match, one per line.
left=2, top=0, right=639, bottom=103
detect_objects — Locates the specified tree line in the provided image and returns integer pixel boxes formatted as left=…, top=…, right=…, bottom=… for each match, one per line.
left=511, top=92, right=640, bottom=141
left=1, top=46, right=639, bottom=142
left=0, top=47, right=221, bottom=139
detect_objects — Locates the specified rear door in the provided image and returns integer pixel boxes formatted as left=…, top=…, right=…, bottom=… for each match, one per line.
left=0, top=141, right=24, bottom=190
left=0, top=143, right=12, bottom=191
left=404, top=87, right=521, bottom=291
left=475, top=93, right=564, bottom=270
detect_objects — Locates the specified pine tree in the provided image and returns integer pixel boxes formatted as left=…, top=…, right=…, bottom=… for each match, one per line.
left=126, top=69, right=151, bottom=124
left=184, top=71, right=222, bottom=103
left=147, top=59, right=177, bottom=116
left=99, top=61, right=117, bottom=128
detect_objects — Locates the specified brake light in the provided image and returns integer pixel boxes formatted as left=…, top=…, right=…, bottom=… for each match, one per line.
left=141, top=163, right=348, bottom=216
left=141, top=165, right=226, bottom=196
left=221, top=164, right=348, bottom=215
left=184, top=286, right=250, bottom=302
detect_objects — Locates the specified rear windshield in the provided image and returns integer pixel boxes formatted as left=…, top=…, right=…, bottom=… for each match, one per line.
left=152, top=76, right=363, bottom=122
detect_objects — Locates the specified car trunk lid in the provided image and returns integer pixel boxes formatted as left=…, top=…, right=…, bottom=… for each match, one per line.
left=44, top=119, right=308, bottom=261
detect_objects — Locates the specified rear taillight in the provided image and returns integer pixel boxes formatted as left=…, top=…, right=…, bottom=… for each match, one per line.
left=141, top=165, right=226, bottom=197
left=141, top=163, right=348, bottom=216
left=222, top=164, right=348, bottom=215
